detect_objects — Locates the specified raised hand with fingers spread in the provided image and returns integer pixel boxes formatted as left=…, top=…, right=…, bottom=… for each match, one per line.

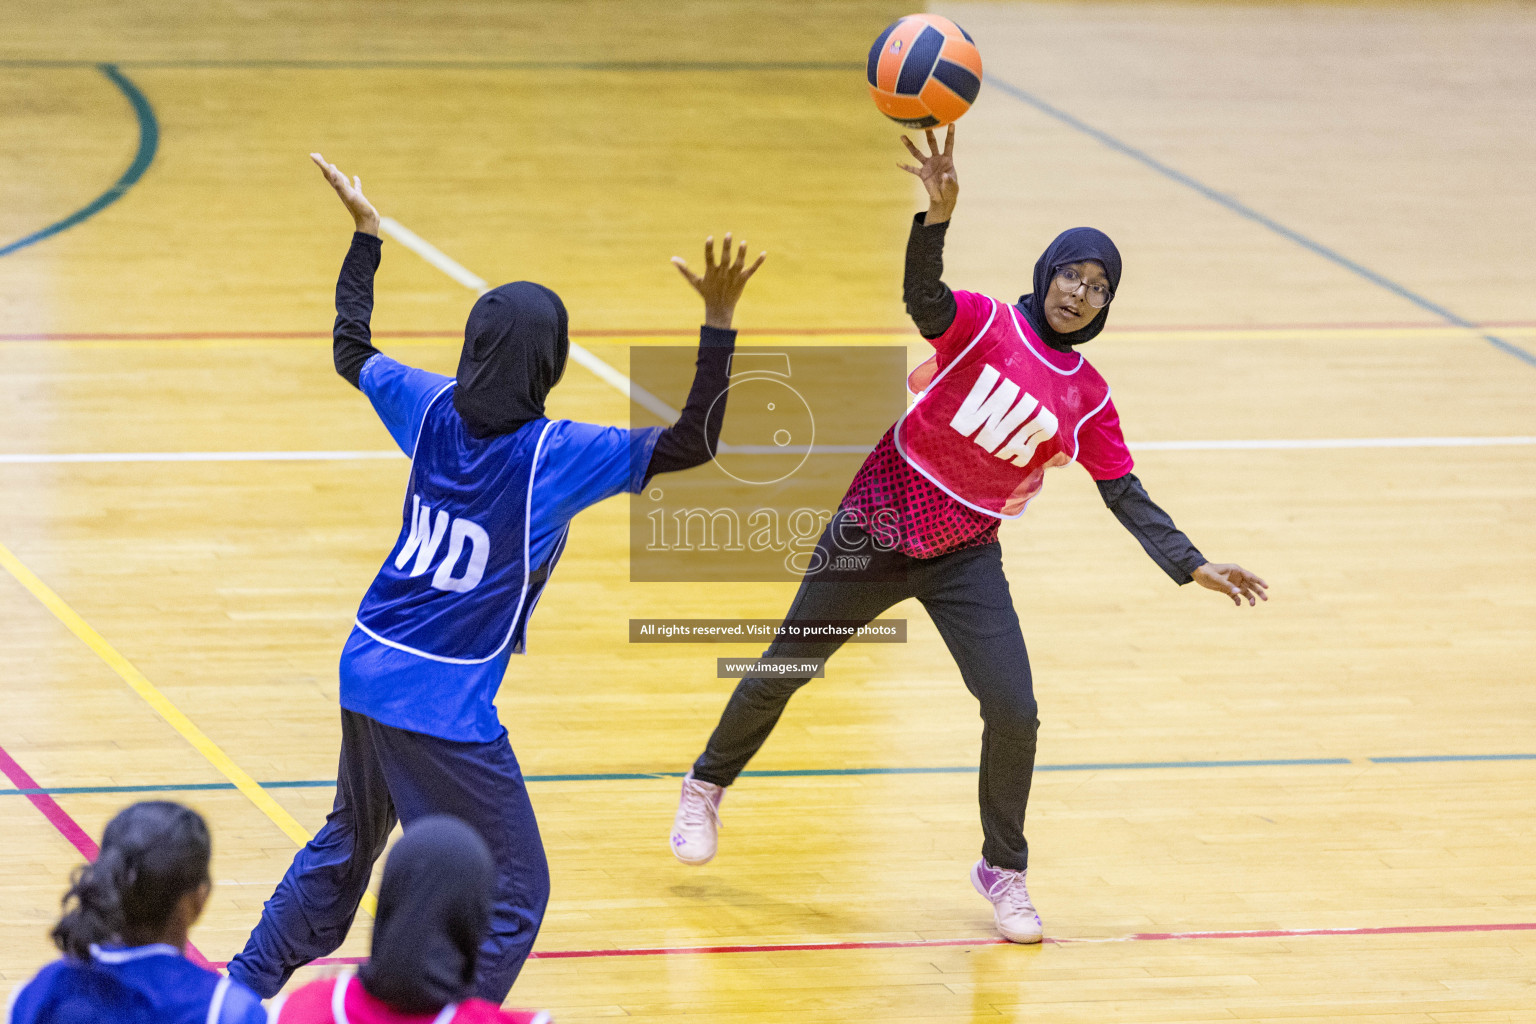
left=234, top=152, right=770, bottom=1006
left=667, top=104, right=1275, bottom=957
left=310, top=152, right=380, bottom=236
left=672, top=232, right=767, bottom=330
left=899, top=124, right=958, bottom=226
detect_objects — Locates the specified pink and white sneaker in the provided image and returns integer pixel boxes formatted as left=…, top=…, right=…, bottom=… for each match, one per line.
left=971, top=859, right=1044, bottom=943
left=670, top=772, right=724, bottom=865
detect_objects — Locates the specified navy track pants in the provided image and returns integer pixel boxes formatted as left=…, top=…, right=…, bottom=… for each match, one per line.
left=228, top=709, right=549, bottom=1002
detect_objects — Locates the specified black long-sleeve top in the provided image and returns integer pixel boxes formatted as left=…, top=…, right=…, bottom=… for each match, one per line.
left=902, top=214, right=1207, bottom=585
left=331, top=232, right=731, bottom=479
left=332, top=233, right=385, bottom=387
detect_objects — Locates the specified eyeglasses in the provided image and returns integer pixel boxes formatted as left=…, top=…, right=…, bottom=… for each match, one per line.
left=1053, top=266, right=1112, bottom=308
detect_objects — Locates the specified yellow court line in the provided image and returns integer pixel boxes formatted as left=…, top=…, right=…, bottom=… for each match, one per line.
left=0, top=537, right=377, bottom=915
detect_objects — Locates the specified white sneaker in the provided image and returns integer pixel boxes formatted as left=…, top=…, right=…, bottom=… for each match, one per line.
left=670, top=772, right=724, bottom=865
left=971, top=859, right=1044, bottom=943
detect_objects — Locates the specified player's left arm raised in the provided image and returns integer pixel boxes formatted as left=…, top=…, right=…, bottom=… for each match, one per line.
left=643, top=234, right=768, bottom=482
left=672, top=232, right=767, bottom=331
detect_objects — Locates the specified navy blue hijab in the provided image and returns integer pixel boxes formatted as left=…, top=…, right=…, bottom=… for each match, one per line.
left=454, top=281, right=569, bottom=438
left=1017, top=227, right=1123, bottom=351
left=358, top=816, right=494, bottom=1014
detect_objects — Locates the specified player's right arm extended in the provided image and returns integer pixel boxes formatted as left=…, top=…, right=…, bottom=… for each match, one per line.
left=310, top=152, right=385, bottom=389
left=904, top=212, right=958, bottom=339
left=335, top=233, right=450, bottom=455
left=899, top=126, right=959, bottom=339
left=332, top=232, right=384, bottom=389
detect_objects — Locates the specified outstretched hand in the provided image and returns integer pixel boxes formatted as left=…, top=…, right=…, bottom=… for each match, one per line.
left=672, top=233, right=767, bottom=330
left=310, top=152, right=381, bottom=236
left=1192, top=563, right=1269, bottom=607
left=899, top=124, right=958, bottom=225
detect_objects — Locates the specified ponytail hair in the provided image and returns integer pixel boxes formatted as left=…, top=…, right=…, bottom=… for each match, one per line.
left=52, top=801, right=211, bottom=960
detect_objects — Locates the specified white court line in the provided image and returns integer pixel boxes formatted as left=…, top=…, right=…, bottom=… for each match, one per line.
left=378, top=217, right=489, bottom=292
left=17, top=222, right=1523, bottom=470
left=0, top=451, right=404, bottom=464
left=4, top=437, right=1536, bottom=465
left=377, top=218, right=1536, bottom=463
left=715, top=445, right=874, bottom=455
left=379, top=217, right=681, bottom=425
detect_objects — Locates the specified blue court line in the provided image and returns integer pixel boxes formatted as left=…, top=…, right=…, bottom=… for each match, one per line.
left=986, top=75, right=1536, bottom=368
left=1039, top=758, right=1351, bottom=771
left=0, top=64, right=158, bottom=259
left=7, top=754, right=1533, bottom=797
left=0, top=59, right=861, bottom=73
left=1370, top=753, right=1536, bottom=764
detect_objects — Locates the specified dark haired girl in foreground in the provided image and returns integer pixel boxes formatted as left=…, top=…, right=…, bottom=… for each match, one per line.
left=8, top=801, right=265, bottom=1024
left=270, top=816, right=550, bottom=1024
left=671, top=126, right=1267, bottom=945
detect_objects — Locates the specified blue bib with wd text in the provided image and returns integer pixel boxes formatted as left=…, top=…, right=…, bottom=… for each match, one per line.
left=354, top=388, right=566, bottom=665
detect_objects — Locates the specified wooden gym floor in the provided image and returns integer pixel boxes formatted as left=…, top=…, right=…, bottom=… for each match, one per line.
left=2, top=1, right=1533, bottom=1020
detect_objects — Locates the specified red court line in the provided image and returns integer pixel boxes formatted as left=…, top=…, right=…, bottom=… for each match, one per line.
left=0, top=330, right=446, bottom=341
left=0, top=745, right=99, bottom=861
left=5, top=321, right=1535, bottom=342
left=1126, top=922, right=1536, bottom=941
left=2, top=328, right=911, bottom=341
left=0, top=741, right=213, bottom=969
left=204, top=920, right=1536, bottom=969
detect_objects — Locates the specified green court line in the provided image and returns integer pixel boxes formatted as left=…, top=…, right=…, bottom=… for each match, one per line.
left=0, top=64, right=158, bottom=258
left=10, top=754, right=1532, bottom=797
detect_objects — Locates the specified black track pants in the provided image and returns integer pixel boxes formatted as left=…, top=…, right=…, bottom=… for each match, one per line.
left=692, top=516, right=1040, bottom=871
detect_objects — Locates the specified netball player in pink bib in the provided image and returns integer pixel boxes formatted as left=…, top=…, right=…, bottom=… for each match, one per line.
left=670, top=125, right=1267, bottom=944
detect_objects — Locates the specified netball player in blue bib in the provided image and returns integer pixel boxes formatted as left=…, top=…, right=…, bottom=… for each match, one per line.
left=8, top=801, right=265, bottom=1024
left=228, top=155, right=766, bottom=1003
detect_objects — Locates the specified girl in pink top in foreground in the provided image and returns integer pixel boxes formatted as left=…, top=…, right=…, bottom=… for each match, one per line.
left=669, top=125, right=1267, bottom=947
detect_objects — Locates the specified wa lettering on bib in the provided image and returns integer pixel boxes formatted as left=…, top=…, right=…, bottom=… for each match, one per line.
left=355, top=388, right=566, bottom=664
left=894, top=297, right=1112, bottom=518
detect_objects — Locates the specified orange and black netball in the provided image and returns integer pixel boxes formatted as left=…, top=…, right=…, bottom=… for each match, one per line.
left=866, top=14, right=983, bottom=128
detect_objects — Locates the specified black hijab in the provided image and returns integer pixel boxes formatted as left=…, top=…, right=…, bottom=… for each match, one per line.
left=453, top=281, right=570, bottom=438
left=358, top=816, right=494, bottom=1014
left=1017, top=227, right=1123, bottom=351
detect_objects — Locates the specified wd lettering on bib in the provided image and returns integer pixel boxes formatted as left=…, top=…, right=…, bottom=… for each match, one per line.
left=895, top=296, right=1112, bottom=518
left=355, top=386, right=566, bottom=664
left=395, top=495, right=491, bottom=593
